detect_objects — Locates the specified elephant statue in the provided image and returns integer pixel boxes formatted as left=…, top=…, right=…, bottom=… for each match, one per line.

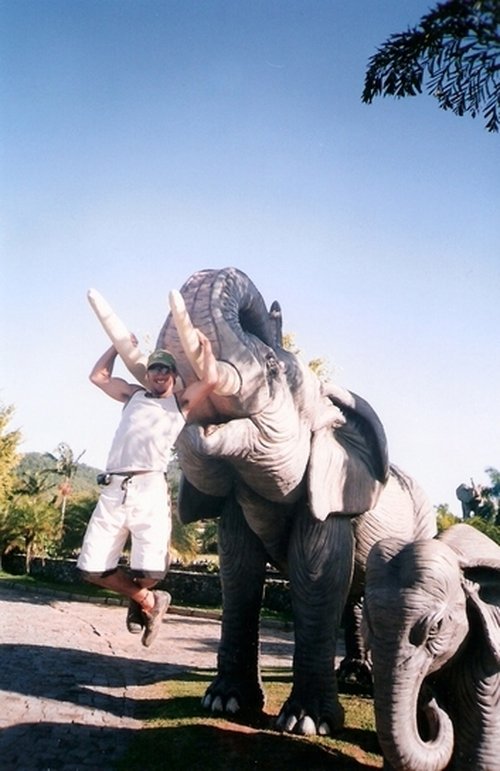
left=363, top=523, right=500, bottom=771
left=456, top=481, right=496, bottom=521
left=88, top=266, right=436, bottom=735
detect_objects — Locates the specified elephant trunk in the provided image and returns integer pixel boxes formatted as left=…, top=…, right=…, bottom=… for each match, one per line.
left=372, top=650, right=454, bottom=771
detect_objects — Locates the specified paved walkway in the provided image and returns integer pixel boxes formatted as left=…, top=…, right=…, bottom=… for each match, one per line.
left=0, top=584, right=297, bottom=770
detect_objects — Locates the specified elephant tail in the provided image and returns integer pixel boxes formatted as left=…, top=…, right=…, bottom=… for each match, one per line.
left=389, top=465, right=437, bottom=540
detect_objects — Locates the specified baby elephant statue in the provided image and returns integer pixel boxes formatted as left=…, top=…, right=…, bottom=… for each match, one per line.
left=364, top=523, right=500, bottom=771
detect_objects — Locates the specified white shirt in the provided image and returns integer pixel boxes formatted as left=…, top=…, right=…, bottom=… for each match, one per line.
left=105, top=389, right=185, bottom=473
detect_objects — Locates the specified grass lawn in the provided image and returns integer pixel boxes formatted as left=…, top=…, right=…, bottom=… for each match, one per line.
left=118, top=672, right=383, bottom=770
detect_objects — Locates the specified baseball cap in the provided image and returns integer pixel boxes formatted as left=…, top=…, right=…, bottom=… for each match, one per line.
left=147, top=349, right=177, bottom=371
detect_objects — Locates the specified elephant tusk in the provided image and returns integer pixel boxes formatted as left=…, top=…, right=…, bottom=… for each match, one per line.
left=169, top=289, right=241, bottom=396
left=87, top=288, right=148, bottom=387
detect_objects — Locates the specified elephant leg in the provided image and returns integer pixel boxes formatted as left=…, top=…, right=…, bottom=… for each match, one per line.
left=202, top=496, right=268, bottom=717
left=276, top=509, right=354, bottom=735
left=337, top=597, right=373, bottom=695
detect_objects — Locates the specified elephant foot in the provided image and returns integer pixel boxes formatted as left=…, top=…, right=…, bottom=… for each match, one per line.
left=336, top=657, right=373, bottom=696
left=201, top=673, right=265, bottom=718
left=274, top=688, right=345, bottom=736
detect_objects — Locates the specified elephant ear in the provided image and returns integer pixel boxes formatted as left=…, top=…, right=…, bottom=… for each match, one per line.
left=440, top=524, right=500, bottom=665
left=308, top=383, right=389, bottom=520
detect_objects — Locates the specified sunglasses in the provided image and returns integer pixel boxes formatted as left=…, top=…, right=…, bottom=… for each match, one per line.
left=148, top=364, right=175, bottom=375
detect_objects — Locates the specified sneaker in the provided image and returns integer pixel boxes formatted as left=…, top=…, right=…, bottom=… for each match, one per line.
left=126, top=598, right=145, bottom=634
left=141, top=590, right=171, bottom=648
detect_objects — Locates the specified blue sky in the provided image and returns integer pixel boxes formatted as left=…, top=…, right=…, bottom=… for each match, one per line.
left=1, top=0, right=498, bottom=516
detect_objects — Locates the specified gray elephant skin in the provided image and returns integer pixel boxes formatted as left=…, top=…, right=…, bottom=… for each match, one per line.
left=152, top=266, right=435, bottom=735
left=364, top=523, right=500, bottom=771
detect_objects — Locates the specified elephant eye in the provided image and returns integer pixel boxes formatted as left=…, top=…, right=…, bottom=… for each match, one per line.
left=428, top=619, right=443, bottom=638
left=426, top=618, right=447, bottom=656
left=409, top=614, right=443, bottom=648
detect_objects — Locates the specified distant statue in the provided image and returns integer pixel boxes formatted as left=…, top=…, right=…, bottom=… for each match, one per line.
left=456, top=480, right=495, bottom=521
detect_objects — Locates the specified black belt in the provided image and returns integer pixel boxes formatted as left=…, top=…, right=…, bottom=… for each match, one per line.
left=109, top=470, right=153, bottom=476
left=96, top=470, right=157, bottom=485
left=96, top=471, right=167, bottom=503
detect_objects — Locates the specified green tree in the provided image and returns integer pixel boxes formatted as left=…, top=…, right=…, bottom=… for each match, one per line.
left=15, top=451, right=100, bottom=496
left=198, top=519, right=219, bottom=555
left=14, top=468, right=57, bottom=497
left=362, top=0, right=500, bottom=132
left=485, top=466, right=500, bottom=496
left=167, top=457, right=202, bottom=562
left=2, top=495, right=60, bottom=572
left=58, top=491, right=98, bottom=557
left=482, top=466, right=500, bottom=524
left=46, top=442, right=86, bottom=527
left=435, top=503, right=460, bottom=532
left=467, top=515, right=500, bottom=545
left=0, top=403, right=22, bottom=510
left=170, top=515, right=200, bottom=564
left=435, top=502, right=500, bottom=543
left=282, top=332, right=331, bottom=381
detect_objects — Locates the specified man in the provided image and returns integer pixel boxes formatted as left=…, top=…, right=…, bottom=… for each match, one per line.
left=77, top=330, right=218, bottom=647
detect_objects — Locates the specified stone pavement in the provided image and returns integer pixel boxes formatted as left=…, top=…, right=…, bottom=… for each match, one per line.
left=0, top=584, right=297, bottom=770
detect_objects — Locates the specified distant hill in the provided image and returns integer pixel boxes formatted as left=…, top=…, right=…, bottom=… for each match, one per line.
left=15, top=452, right=183, bottom=497
left=15, top=452, right=101, bottom=495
